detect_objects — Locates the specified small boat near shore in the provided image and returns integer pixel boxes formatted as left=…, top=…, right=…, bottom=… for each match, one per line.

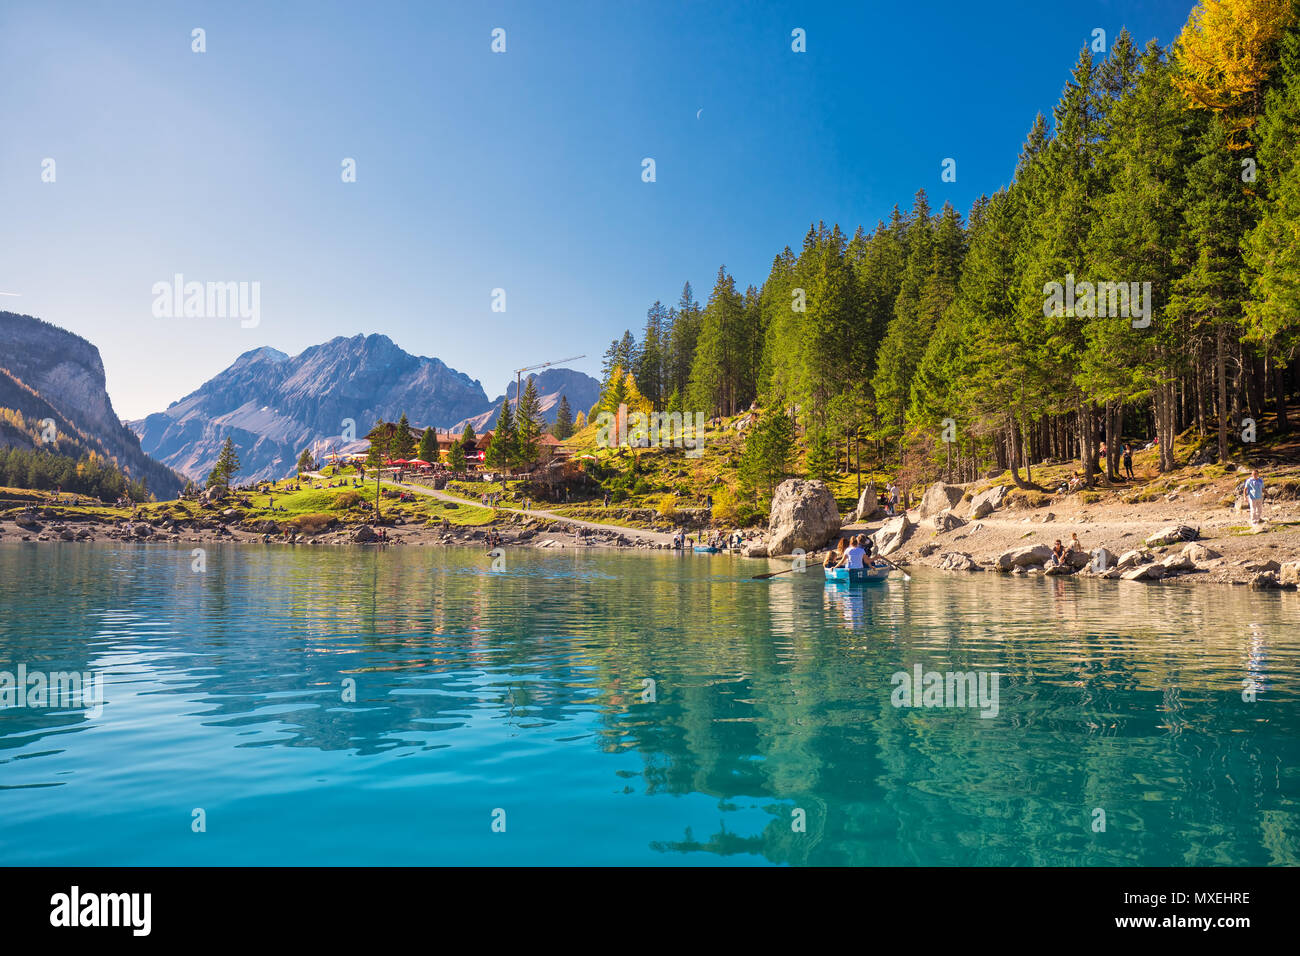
left=824, top=563, right=891, bottom=583
left=693, top=545, right=721, bottom=554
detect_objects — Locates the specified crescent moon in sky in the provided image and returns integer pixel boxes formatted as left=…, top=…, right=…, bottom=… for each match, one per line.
left=696, top=108, right=703, bottom=119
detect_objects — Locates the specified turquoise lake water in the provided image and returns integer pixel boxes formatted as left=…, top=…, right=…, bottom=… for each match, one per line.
left=1, top=540, right=1297, bottom=866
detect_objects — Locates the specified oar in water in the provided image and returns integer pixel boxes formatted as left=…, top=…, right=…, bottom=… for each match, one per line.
left=877, top=555, right=911, bottom=582
left=753, top=566, right=801, bottom=580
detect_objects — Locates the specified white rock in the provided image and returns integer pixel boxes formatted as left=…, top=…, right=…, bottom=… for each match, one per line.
left=996, top=544, right=1053, bottom=571
left=1146, top=524, right=1198, bottom=547
left=1121, top=563, right=1166, bottom=581
left=872, top=515, right=913, bottom=557
left=1116, top=548, right=1153, bottom=570
left=852, top=481, right=879, bottom=522
left=968, top=485, right=1008, bottom=520
left=766, top=479, right=842, bottom=556
left=919, top=482, right=965, bottom=519
left=930, top=510, right=967, bottom=534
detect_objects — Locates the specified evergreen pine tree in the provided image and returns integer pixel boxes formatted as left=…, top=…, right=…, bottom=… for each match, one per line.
left=553, top=395, right=574, bottom=440
left=636, top=301, right=669, bottom=408
left=668, top=282, right=702, bottom=400
left=485, top=397, right=516, bottom=472
left=739, top=409, right=795, bottom=499
left=206, top=437, right=241, bottom=489
left=1244, top=2, right=1300, bottom=396
left=871, top=190, right=935, bottom=460
left=688, top=266, right=747, bottom=416
left=364, top=420, right=388, bottom=470
left=393, top=412, right=417, bottom=458
left=1168, top=114, right=1255, bottom=460
left=417, top=427, right=438, bottom=462
left=515, top=377, right=544, bottom=465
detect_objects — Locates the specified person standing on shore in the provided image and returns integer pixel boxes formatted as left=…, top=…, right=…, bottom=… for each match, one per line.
left=1244, top=469, right=1266, bottom=526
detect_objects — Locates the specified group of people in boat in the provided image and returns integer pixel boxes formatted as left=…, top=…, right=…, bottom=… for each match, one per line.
left=823, top=534, right=876, bottom=570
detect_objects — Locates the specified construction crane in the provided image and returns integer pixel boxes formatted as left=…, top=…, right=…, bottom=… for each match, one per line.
left=512, top=355, right=586, bottom=410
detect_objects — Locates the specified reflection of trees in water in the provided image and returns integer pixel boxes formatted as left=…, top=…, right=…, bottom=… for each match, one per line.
left=5, top=545, right=1298, bottom=864
left=601, top=573, right=1300, bottom=865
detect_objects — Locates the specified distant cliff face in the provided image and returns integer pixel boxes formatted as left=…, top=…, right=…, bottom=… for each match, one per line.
left=451, top=367, right=602, bottom=434
left=131, top=334, right=492, bottom=483
left=0, top=311, right=185, bottom=497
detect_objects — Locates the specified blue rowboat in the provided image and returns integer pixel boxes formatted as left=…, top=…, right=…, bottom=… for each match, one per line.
left=824, top=563, right=890, bottom=583
left=693, top=545, right=721, bottom=554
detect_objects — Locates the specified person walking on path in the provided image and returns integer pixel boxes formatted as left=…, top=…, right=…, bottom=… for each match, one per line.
left=1244, top=469, right=1266, bottom=526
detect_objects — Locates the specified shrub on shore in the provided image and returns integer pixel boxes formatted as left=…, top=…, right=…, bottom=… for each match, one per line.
left=333, top=490, right=363, bottom=510
left=285, top=513, right=336, bottom=534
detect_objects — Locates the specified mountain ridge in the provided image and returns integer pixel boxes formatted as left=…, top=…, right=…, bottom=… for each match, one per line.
left=130, top=334, right=599, bottom=484
left=0, top=311, right=186, bottom=497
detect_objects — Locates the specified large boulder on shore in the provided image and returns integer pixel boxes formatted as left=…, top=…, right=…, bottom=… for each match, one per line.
left=1160, top=551, right=1197, bottom=573
left=930, top=510, right=967, bottom=533
left=1251, top=571, right=1295, bottom=590
left=1116, top=548, right=1153, bottom=570
left=872, top=515, right=912, bottom=556
left=937, top=551, right=978, bottom=572
left=1121, top=562, right=1166, bottom=581
left=766, top=479, right=842, bottom=556
left=995, top=544, right=1053, bottom=571
left=1065, top=549, right=1092, bottom=570
left=1081, top=547, right=1116, bottom=572
left=919, top=482, right=965, bottom=518
left=968, top=485, right=1008, bottom=520
left=1146, top=524, right=1199, bottom=547
left=1182, top=542, right=1221, bottom=564
left=852, top=481, right=879, bottom=522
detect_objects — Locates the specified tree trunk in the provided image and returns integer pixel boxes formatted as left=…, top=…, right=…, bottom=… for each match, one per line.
left=1007, top=416, right=1029, bottom=489
left=854, top=434, right=861, bottom=499
left=1104, top=400, right=1117, bottom=482
left=1216, top=325, right=1228, bottom=464
left=1079, top=404, right=1099, bottom=489
left=1277, top=359, right=1291, bottom=433
left=1158, top=380, right=1177, bottom=472
left=1022, top=419, right=1033, bottom=486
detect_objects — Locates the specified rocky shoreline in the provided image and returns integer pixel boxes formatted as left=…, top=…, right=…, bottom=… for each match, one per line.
left=0, top=508, right=678, bottom=552
left=8, top=470, right=1300, bottom=591
left=842, top=478, right=1300, bottom=590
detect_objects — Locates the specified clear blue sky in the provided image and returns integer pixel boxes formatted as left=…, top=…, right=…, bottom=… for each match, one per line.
left=1, top=0, right=1195, bottom=420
